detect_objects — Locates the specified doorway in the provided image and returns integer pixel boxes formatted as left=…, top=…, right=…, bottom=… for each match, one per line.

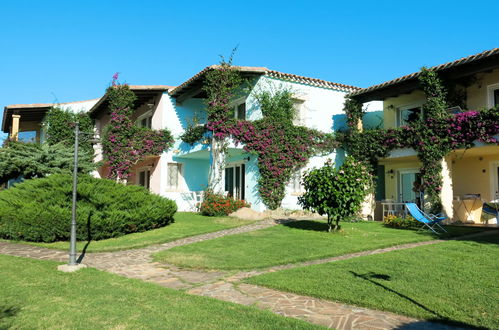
left=225, top=163, right=245, bottom=200
left=398, top=169, right=422, bottom=206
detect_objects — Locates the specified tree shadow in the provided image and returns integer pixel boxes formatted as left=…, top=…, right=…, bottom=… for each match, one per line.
left=350, top=271, right=485, bottom=329
left=0, top=304, right=20, bottom=329
left=76, top=211, right=92, bottom=264
left=281, top=220, right=330, bottom=232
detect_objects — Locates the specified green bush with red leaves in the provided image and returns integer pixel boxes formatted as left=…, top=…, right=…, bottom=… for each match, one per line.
left=200, top=190, right=249, bottom=216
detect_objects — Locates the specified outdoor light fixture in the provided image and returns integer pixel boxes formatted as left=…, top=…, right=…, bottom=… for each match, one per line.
left=58, top=123, right=99, bottom=273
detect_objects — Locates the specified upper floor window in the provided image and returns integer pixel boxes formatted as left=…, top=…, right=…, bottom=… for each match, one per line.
left=230, top=98, right=246, bottom=120
left=137, top=111, right=152, bottom=129
left=397, top=105, right=422, bottom=127
left=292, top=100, right=306, bottom=126
left=487, top=83, right=499, bottom=108
left=167, top=163, right=183, bottom=191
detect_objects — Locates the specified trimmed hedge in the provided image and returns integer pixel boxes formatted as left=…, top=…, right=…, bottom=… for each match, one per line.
left=0, top=174, right=177, bottom=242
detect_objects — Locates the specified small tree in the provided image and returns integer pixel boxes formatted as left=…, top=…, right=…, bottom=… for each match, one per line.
left=299, top=157, right=372, bottom=232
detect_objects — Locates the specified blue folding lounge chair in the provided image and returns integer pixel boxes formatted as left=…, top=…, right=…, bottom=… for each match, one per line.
left=405, top=203, right=448, bottom=234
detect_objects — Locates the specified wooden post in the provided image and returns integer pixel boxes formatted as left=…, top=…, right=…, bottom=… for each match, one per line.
left=9, top=114, right=21, bottom=141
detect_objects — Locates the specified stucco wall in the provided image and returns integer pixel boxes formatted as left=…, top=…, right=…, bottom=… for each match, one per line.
left=466, top=68, right=499, bottom=110
left=379, top=157, right=422, bottom=201
left=451, top=150, right=499, bottom=202
left=383, top=90, right=426, bottom=129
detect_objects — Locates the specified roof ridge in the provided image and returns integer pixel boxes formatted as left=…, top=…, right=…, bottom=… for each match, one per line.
left=349, top=47, right=499, bottom=98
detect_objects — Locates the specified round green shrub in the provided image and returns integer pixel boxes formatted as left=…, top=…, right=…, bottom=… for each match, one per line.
left=0, top=174, right=177, bottom=242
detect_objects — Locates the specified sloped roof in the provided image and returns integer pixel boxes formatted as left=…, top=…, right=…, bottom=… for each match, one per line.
left=88, top=85, right=174, bottom=117
left=349, top=48, right=499, bottom=102
left=2, top=98, right=100, bottom=133
left=169, top=65, right=359, bottom=99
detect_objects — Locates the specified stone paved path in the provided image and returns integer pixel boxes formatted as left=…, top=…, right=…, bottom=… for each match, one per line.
left=1, top=221, right=494, bottom=330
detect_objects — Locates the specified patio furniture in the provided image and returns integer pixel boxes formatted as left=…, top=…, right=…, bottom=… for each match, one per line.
left=405, top=203, right=447, bottom=234
left=452, top=198, right=483, bottom=223
left=381, top=201, right=407, bottom=218
left=181, top=191, right=204, bottom=212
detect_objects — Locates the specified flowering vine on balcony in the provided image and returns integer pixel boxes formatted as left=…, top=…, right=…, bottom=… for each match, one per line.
left=203, top=60, right=337, bottom=209
left=102, top=74, right=174, bottom=180
left=342, top=68, right=499, bottom=212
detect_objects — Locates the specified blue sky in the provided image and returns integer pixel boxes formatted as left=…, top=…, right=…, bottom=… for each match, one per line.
left=1, top=0, right=498, bottom=142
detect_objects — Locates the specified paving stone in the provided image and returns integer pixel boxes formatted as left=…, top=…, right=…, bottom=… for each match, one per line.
left=1, top=223, right=493, bottom=329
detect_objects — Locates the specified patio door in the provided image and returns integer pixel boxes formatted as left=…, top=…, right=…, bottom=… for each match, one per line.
left=398, top=169, right=422, bottom=206
left=225, top=163, right=245, bottom=200
left=492, top=163, right=499, bottom=201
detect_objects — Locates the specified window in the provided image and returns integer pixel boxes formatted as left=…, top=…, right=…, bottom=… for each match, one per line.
left=288, top=168, right=302, bottom=193
left=137, top=112, right=152, bottom=129
left=292, top=100, right=305, bottom=126
left=397, top=106, right=422, bottom=127
left=138, top=169, right=151, bottom=190
left=230, top=99, right=246, bottom=120
left=487, top=83, right=499, bottom=108
left=167, top=163, right=182, bottom=190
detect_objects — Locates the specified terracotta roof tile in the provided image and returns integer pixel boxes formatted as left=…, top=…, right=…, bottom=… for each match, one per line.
left=348, top=48, right=499, bottom=98
left=169, top=65, right=359, bottom=96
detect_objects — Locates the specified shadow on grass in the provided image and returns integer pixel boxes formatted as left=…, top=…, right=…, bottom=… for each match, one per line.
left=76, top=211, right=92, bottom=264
left=350, top=271, right=486, bottom=329
left=0, top=304, right=20, bottom=329
left=281, top=220, right=331, bottom=232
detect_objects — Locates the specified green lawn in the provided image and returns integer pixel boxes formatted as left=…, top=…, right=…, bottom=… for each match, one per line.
left=246, top=232, right=499, bottom=329
left=153, top=220, right=484, bottom=270
left=0, top=254, right=320, bottom=329
left=13, top=213, right=253, bottom=253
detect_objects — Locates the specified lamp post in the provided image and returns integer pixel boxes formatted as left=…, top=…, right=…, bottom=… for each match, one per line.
left=58, top=122, right=97, bottom=272
left=69, top=122, right=79, bottom=265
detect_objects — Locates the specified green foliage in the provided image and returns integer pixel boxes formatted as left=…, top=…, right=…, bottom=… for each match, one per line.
left=254, top=89, right=295, bottom=123
left=342, top=68, right=499, bottom=214
left=180, top=125, right=207, bottom=145
left=199, top=190, right=249, bottom=216
left=42, top=107, right=94, bottom=154
left=382, top=214, right=418, bottom=228
left=0, top=174, right=177, bottom=242
left=419, top=67, right=449, bottom=121
left=102, top=80, right=174, bottom=179
left=299, top=157, right=372, bottom=232
left=0, top=141, right=95, bottom=185
left=204, top=53, right=244, bottom=135
left=343, top=97, right=364, bottom=130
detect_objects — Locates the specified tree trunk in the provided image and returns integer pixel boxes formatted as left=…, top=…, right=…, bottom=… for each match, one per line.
left=208, top=137, right=226, bottom=194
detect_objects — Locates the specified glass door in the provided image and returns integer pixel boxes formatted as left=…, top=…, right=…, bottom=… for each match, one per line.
left=398, top=169, right=422, bottom=206
left=225, top=164, right=245, bottom=200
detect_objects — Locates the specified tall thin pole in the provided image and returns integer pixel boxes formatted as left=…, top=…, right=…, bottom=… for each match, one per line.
left=69, top=122, right=79, bottom=265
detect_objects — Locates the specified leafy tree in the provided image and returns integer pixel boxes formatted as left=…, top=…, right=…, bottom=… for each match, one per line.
left=299, top=157, right=372, bottom=232
left=0, top=141, right=95, bottom=185
left=42, top=107, right=94, bottom=154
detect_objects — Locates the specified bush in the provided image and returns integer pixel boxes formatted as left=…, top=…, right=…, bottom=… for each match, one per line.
left=0, top=174, right=177, bottom=242
left=383, top=215, right=418, bottom=228
left=199, top=190, right=249, bottom=216
left=299, top=156, right=372, bottom=232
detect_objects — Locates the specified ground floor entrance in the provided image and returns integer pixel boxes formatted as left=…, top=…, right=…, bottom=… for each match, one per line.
left=225, top=163, right=245, bottom=200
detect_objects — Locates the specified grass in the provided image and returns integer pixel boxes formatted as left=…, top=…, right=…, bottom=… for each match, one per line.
left=246, top=232, right=499, bottom=329
left=153, top=220, right=485, bottom=270
left=0, top=254, right=320, bottom=329
left=10, top=213, right=253, bottom=253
